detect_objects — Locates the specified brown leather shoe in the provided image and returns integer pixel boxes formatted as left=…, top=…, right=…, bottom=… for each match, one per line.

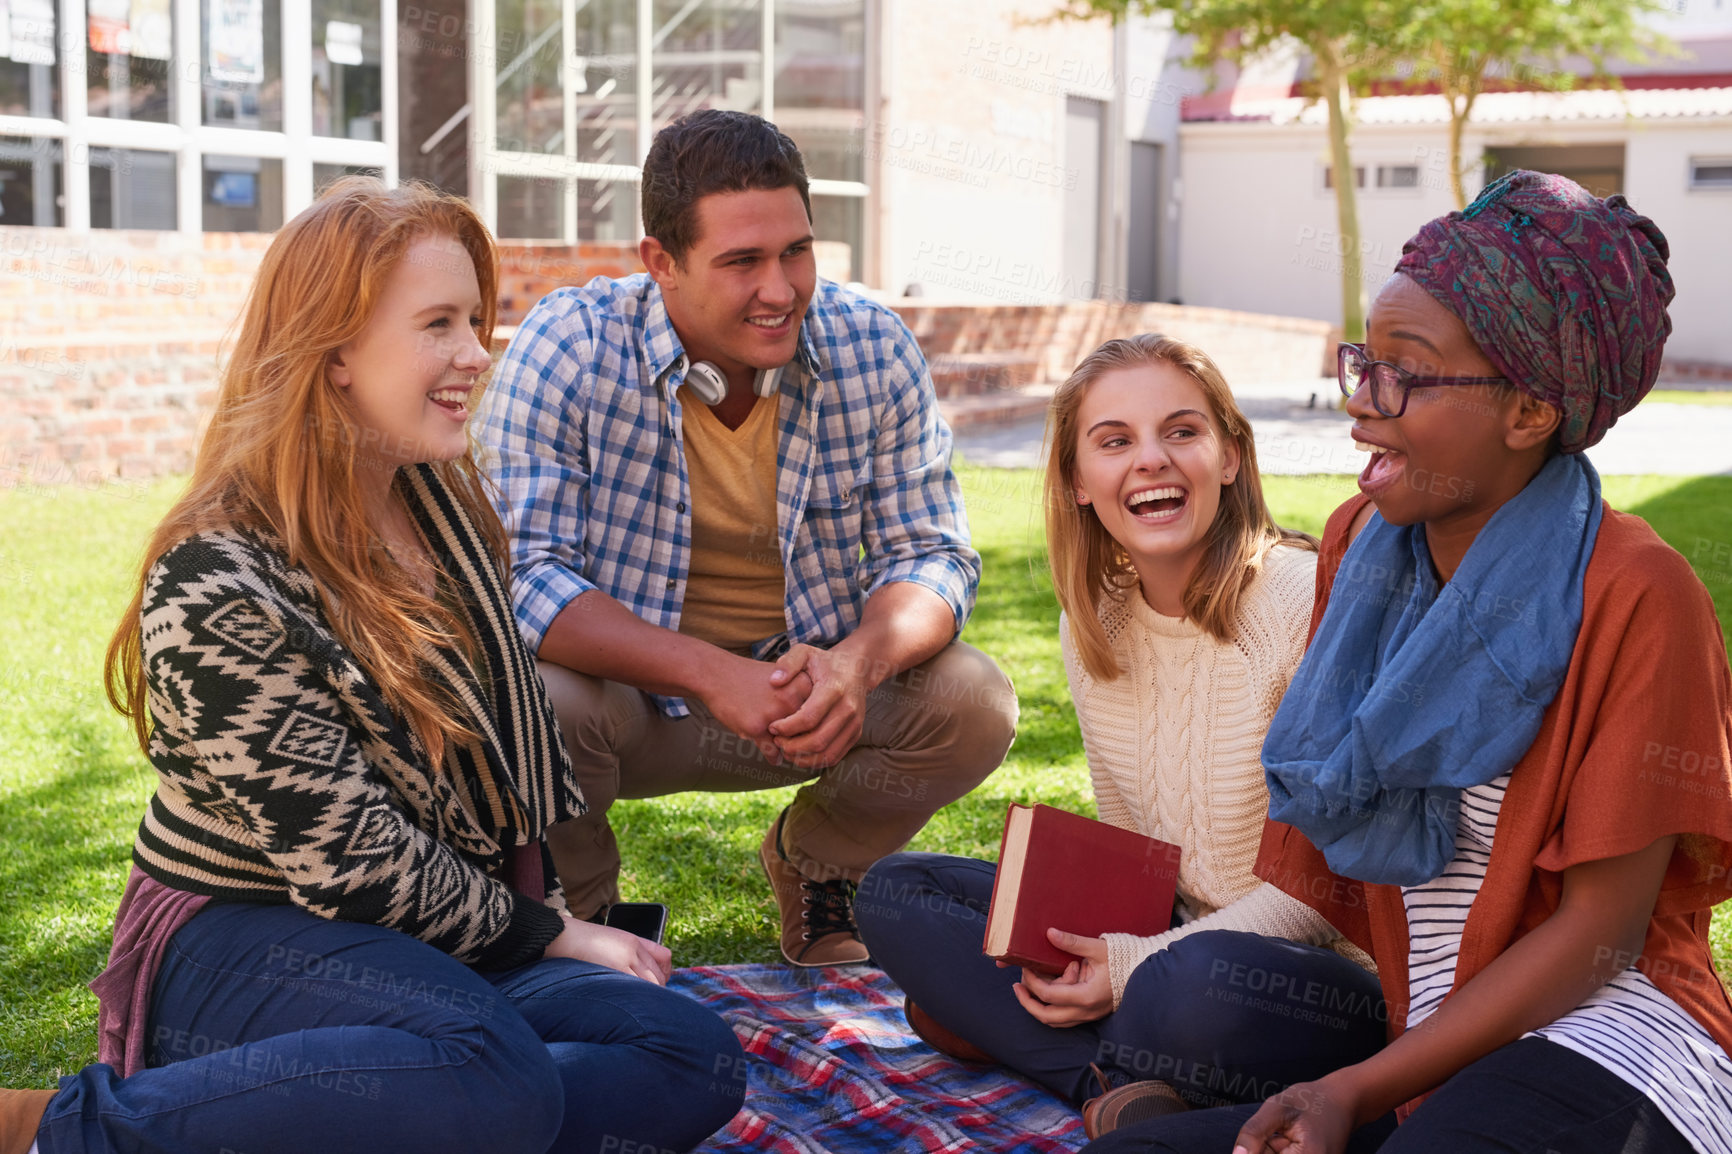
left=758, top=809, right=870, bottom=967
left=904, top=996, right=995, bottom=1064
left=1081, top=1075, right=1189, bottom=1140
left=0, top=1088, right=57, bottom=1154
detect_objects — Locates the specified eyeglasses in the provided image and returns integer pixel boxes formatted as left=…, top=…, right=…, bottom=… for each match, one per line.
left=1337, top=343, right=1508, bottom=418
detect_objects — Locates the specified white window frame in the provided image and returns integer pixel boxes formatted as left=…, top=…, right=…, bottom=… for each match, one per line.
left=1317, top=161, right=1422, bottom=198
left=1688, top=155, right=1732, bottom=192
left=0, top=0, right=395, bottom=232
left=1373, top=163, right=1421, bottom=194
left=1317, top=162, right=1365, bottom=195
left=471, top=0, right=871, bottom=248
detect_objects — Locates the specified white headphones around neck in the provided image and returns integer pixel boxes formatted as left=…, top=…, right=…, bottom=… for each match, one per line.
left=680, top=359, right=783, bottom=406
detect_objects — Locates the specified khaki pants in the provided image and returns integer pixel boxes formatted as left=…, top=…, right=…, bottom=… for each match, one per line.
left=537, top=640, right=1018, bottom=918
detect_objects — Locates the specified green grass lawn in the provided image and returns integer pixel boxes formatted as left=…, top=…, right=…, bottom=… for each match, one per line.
left=2, top=467, right=1731, bottom=1086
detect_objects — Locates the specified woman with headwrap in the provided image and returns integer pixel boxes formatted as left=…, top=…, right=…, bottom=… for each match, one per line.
left=1081, top=171, right=1732, bottom=1154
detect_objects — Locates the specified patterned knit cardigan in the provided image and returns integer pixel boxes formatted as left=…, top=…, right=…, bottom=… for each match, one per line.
left=131, top=465, right=585, bottom=969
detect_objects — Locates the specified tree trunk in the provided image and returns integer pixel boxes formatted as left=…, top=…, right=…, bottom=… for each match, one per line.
left=1446, top=70, right=1481, bottom=210
left=1318, top=45, right=1365, bottom=343
left=1448, top=100, right=1468, bottom=209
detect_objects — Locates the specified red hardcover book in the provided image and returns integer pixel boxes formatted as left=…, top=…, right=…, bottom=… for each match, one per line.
left=983, top=803, right=1182, bottom=974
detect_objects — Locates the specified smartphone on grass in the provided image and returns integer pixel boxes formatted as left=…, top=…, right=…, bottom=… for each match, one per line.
left=604, top=902, right=669, bottom=945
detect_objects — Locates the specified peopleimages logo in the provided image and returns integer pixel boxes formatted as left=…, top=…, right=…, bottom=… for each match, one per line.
left=0, top=343, right=87, bottom=380
left=0, top=232, right=200, bottom=298
left=909, top=241, right=1126, bottom=303
left=958, top=36, right=1189, bottom=107
left=862, top=123, right=1079, bottom=191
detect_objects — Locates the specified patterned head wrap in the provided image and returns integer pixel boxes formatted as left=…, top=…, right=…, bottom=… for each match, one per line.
left=1393, top=170, right=1674, bottom=453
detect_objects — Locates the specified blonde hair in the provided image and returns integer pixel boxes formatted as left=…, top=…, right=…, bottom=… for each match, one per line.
left=1044, top=333, right=1316, bottom=680
left=106, top=176, right=505, bottom=768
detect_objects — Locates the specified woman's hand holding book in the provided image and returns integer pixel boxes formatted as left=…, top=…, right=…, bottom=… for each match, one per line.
left=1007, top=928, right=1113, bottom=1026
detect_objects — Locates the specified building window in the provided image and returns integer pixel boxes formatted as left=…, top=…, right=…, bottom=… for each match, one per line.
left=313, top=0, right=383, bottom=140
left=398, top=0, right=468, bottom=196
left=1377, top=164, right=1419, bottom=189
left=811, top=190, right=862, bottom=283
left=494, top=0, right=564, bottom=156
left=0, top=136, right=61, bottom=227
left=579, top=177, right=637, bottom=242
left=90, top=148, right=178, bottom=230
left=476, top=0, right=870, bottom=273
left=497, top=173, right=564, bottom=239
left=314, top=163, right=383, bottom=194
left=201, top=0, right=284, bottom=132
left=775, top=0, right=864, bottom=180
left=0, top=0, right=60, bottom=119
left=87, top=2, right=176, bottom=123
left=652, top=0, right=765, bottom=129
left=0, top=0, right=393, bottom=232
left=777, top=0, right=867, bottom=281
left=1321, top=163, right=1419, bottom=195
left=1690, top=157, right=1732, bottom=191
left=574, top=0, right=639, bottom=170
left=1321, top=164, right=1365, bottom=191
left=203, top=154, right=284, bottom=231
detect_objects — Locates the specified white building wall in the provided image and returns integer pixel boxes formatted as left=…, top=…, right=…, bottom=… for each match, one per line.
left=1623, top=125, right=1732, bottom=365
left=1177, top=125, right=1465, bottom=326
left=874, top=0, right=1117, bottom=302
left=1180, top=117, right=1732, bottom=365
left=1122, top=14, right=1193, bottom=302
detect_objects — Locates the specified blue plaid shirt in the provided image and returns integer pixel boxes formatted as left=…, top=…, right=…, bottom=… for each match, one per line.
left=474, top=274, right=980, bottom=717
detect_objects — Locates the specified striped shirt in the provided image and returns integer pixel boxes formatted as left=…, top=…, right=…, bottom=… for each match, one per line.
left=1404, top=775, right=1732, bottom=1153
left=473, top=274, right=979, bottom=717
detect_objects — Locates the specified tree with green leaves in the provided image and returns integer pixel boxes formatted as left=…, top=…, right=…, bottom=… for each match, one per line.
left=1060, top=0, right=1409, bottom=341
left=1061, top=0, right=1673, bottom=337
left=1401, top=0, right=1672, bottom=208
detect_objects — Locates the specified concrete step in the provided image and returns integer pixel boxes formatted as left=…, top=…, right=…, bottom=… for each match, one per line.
left=939, top=382, right=1056, bottom=433
left=1661, top=360, right=1732, bottom=386
left=928, top=353, right=1041, bottom=397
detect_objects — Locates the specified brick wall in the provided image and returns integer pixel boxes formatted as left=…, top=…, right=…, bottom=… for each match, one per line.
left=0, top=227, right=642, bottom=339
left=0, top=228, right=271, bottom=342
left=497, top=244, right=643, bottom=325
left=0, top=229, right=640, bottom=484
left=1664, top=360, right=1732, bottom=385
left=12, top=226, right=1714, bottom=486
left=1, top=336, right=225, bottom=487
left=889, top=300, right=1337, bottom=389
left=0, top=225, right=1334, bottom=486
left=493, top=240, right=852, bottom=323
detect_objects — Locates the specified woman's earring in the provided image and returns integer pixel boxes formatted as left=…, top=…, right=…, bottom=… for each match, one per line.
left=1075, top=493, right=1091, bottom=506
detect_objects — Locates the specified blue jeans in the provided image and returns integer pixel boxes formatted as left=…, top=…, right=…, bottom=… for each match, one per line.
left=1082, top=1036, right=1694, bottom=1153
left=37, top=902, right=744, bottom=1154
left=856, top=852, right=1391, bottom=1114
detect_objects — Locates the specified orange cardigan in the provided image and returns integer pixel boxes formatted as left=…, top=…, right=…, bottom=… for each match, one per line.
left=1257, top=494, right=1732, bottom=1069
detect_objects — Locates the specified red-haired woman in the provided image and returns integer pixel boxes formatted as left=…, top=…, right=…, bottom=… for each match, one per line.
left=0, top=178, right=742, bottom=1154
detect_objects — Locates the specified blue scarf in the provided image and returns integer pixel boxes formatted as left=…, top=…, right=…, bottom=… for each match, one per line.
left=1261, top=454, right=1603, bottom=886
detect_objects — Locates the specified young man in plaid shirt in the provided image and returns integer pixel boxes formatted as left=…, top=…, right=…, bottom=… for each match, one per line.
left=475, top=110, right=1018, bottom=966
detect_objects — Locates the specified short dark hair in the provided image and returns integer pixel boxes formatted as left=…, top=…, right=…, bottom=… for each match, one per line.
left=641, top=110, right=811, bottom=262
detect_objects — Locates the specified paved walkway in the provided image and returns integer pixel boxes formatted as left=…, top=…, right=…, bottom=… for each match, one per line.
left=951, top=379, right=1732, bottom=476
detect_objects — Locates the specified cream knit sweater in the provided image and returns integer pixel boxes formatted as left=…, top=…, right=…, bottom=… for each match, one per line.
left=1060, top=543, right=1369, bottom=1007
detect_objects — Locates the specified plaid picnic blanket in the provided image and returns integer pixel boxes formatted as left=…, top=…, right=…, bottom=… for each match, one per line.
left=668, top=964, right=1088, bottom=1154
